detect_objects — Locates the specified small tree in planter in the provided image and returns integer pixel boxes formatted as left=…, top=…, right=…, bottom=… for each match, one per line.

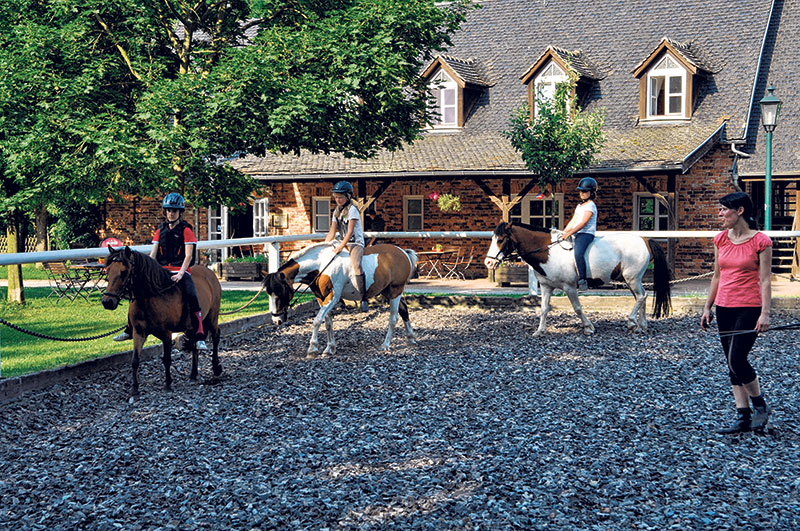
left=505, top=69, right=605, bottom=227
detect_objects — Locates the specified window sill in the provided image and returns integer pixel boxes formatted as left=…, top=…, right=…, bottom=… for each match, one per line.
left=639, top=117, right=691, bottom=125
left=425, top=126, right=463, bottom=134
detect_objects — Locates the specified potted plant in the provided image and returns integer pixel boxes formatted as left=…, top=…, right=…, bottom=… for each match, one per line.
left=220, top=255, right=268, bottom=281
left=428, top=191, right=462, bottom=213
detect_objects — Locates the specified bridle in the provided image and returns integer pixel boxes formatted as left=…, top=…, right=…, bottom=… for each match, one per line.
left=102, top=261, right=135, bottom=301
left=487, top=231, right=565, bottom=265
left=269, top=246, right=340, bottom=320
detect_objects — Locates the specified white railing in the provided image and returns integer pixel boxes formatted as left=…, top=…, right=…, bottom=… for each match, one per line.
left=2, top=231, right=799, bottom=296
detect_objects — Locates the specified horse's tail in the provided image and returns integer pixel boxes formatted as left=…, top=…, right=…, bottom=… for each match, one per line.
left=648, top=239, right=672, bottom=319
left=403, top=249, right=419, bottom=280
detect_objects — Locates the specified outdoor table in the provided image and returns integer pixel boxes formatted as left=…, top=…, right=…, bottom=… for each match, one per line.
left=69, top=261, right=108, bottom=297
left=416, top=250, right=454, bottom=279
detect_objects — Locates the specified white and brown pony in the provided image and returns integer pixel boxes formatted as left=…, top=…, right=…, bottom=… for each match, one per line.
left=263, top=242, right=418, bottom=356
left=484, top=222, right=671, bottom=335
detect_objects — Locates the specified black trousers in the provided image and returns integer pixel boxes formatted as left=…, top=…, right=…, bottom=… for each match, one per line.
left=716, top=306, right=761, bottom=386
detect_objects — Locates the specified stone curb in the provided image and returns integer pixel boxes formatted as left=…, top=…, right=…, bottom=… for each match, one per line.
left=0, top=300, right=318, bottom=405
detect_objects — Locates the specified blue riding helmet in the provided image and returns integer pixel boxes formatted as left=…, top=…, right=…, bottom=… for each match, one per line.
left=162, top=192, right=186, bottom=210
left=577, top=177, right=598, bottom=192
left=331, top=181, right=354, bottom=198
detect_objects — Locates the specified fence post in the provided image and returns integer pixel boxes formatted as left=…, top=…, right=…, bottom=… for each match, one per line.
left=267, top=242, right=280, bottom=274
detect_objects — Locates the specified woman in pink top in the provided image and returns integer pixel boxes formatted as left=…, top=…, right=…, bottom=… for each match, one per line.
left=700, top=192, right=772, bottom=433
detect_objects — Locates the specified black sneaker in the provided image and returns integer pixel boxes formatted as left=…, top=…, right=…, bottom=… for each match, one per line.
left=718, top=410, right=752, bottom=434
left=751, top=404, right=771, bottom=431
left=360, top=301, right=369, bottom=313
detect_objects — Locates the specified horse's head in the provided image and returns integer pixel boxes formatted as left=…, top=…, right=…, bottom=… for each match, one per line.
left=263, top=270, right=294, bottom=325
left=102, top=246, right=135, bottom=310
left=484, top=222, right=515, bottom=270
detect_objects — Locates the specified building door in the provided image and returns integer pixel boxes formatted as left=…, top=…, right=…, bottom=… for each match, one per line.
left=208, top=205, right=228, bottom=261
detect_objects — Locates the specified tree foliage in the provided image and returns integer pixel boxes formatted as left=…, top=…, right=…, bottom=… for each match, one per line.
left=505, top=71, right=605, bottom=198
left=0, top=0, right=472, bottom=301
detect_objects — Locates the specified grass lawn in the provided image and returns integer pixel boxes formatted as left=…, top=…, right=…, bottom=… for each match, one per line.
left=0, top=286, right=310, bottom=379
left=0, top=264, right=50, bottom=280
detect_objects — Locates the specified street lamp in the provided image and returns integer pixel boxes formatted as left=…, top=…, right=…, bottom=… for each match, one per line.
left=759, top=85, right=782, bottom=230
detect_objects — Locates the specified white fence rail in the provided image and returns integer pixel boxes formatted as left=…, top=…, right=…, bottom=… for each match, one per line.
left=2, top=230, right=799, bottom=296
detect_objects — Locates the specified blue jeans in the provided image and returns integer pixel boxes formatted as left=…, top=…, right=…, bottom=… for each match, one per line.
left=573, top=233, right=594, bottom=281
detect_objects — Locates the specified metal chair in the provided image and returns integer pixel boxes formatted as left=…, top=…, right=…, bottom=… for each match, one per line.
left=42, top=262, right=89, bottom=302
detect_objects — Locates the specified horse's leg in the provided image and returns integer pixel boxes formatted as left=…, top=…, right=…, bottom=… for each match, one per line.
left=189, top=335, right=199, bottom=381
left=211, top=324, right=222, bottom=377
left=626, top=278, right=648, bottom=332
left=398, top=297, right=417, bottom=345
left=309, top=297, right=339, bottom=356
left=321, top=312, right=336, bottom=357
left=380, top=296, right=402, bottom=351
left=130, top=334, right=146, bottom=397
left=564, top=285, right=595, bottom=335
left=163, top=337, right=174, bottom=390
left=533, top=285, right=554, bottom=336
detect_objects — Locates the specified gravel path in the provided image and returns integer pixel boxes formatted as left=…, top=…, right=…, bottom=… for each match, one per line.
left=2, top=304, right=799, bottom=530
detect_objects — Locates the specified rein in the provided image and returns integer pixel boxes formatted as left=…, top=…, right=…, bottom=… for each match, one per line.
left=488, top=237, right=564, bottom=265
left=270, top=247, right=340, bottom=319
left=102, top=260, right=179, bottom=301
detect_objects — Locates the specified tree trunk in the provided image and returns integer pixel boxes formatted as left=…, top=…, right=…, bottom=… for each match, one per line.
left=34, top=203, right=49, bottom=252
left=6, top=211, right=25, bottom=304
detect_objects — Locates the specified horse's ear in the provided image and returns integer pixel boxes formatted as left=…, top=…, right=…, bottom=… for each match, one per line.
left=279, top=271, right=286, bottom=281
left=123, top=246, right=132, bottom=258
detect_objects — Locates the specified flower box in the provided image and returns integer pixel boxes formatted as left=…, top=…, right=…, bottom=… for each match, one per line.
left=220, top=262, right=264, bottom=281
left=488, top=264, right=529, bottom=286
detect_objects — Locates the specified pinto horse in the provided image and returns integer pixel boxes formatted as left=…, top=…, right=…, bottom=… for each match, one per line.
left=263, top=242, right=418, bottom=356
left=484, top=222, right=671, bottom=335
left=101, top=246, right=222, bottom=396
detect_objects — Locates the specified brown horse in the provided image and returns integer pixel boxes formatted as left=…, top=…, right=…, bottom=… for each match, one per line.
left=263, top=242, right=418, bottom=356
left=101, top=246, right=222, bottom=396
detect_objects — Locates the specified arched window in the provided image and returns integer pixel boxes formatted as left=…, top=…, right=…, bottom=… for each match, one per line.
left=533, top=61, right=567, bottom=116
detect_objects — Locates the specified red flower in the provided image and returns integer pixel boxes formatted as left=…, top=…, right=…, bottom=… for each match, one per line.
left=428, top=191, right=440, bottom=200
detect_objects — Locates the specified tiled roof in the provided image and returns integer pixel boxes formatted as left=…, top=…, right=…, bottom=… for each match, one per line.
left=232, top=0, right=798, bottom=179
left=548, top=47, right=604, bottom=80
left=438, top=55, right=491, bottom=87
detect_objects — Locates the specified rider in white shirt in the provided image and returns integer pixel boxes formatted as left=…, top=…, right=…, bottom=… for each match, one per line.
left=561, top=178, right=598, bottom=292
left=324, top=181, right=369, bottom=312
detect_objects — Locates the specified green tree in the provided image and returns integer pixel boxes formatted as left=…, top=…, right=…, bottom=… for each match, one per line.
left=505, top=71, right=605, bottom=226
left=1, top=0, right=472, bottom=303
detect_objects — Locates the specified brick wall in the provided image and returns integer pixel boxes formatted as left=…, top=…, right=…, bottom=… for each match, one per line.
left=101, top=145, right=738, bottom=278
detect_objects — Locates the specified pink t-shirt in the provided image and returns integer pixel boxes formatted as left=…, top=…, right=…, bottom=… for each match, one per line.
left=714, top=230, right=771, bottom=308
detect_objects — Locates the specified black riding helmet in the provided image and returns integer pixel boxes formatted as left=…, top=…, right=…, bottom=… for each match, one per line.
left=331, top=181, right=354, bottom=199
left=577, top=177, right=598, bottom=192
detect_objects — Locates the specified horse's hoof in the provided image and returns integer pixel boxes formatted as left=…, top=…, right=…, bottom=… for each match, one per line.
left=583, top=329, right=595, bottom=336
left=532, top=331, right=544, bottom=337
left=408, top=337, right=418, bottom=345
left=212, top=365, right=223, bottom=377
left=202, top=377, right=222, bottom=386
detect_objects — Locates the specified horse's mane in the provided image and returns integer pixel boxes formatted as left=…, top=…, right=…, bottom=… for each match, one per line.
left=495, top=221, right=550, bottom=235
left=111, top=248, right=175, bottom=295
left=289, top=241, right=333, bottom=260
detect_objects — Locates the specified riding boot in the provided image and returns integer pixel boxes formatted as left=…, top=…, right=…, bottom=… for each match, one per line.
left=356, top=273, right=369, bottom=312
left=751, top=403, right=772, bottom=431
left=193, top=311, right=208, bottom=350
left=718, top=408, right=752, bottom=434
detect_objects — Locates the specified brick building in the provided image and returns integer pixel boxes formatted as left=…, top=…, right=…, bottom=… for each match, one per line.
left=105, top=0, right=800, bottom=278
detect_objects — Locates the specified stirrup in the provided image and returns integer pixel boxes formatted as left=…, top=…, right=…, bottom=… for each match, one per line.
left=195, top=340, right=208, bottom=350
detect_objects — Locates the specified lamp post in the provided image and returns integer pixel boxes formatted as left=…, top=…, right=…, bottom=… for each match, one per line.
left=759, top=85, right=782, bottom=230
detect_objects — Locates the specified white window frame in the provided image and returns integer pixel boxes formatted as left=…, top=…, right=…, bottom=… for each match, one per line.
left=428, top=70, right=459, bottom=129
left=312, top=196, right=331, bottom=233
left=509, top=193, right=565, bottom=228
left=646, top=53, right=686, bottom=119
left=534, top=61, right=567, bottom=117
left=633, top=192, right=672, bottom=231
left=253, top=198, right=269, bottom=237
left=403, top=195, right=424, bottom=231
left=208, top=205, right=229, bottom=261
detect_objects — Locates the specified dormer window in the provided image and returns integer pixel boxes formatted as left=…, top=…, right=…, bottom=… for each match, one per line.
left=430, top=70, right=458, bottom=127
left=521, top=46, right=603, bottom=122
left=633, top=38, right=715, bottom=122
left=646, top=54, right=686, bottom=118
left=421, top=55, right=491, bottom=131
left=533, top=62, right=567, bottom=115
